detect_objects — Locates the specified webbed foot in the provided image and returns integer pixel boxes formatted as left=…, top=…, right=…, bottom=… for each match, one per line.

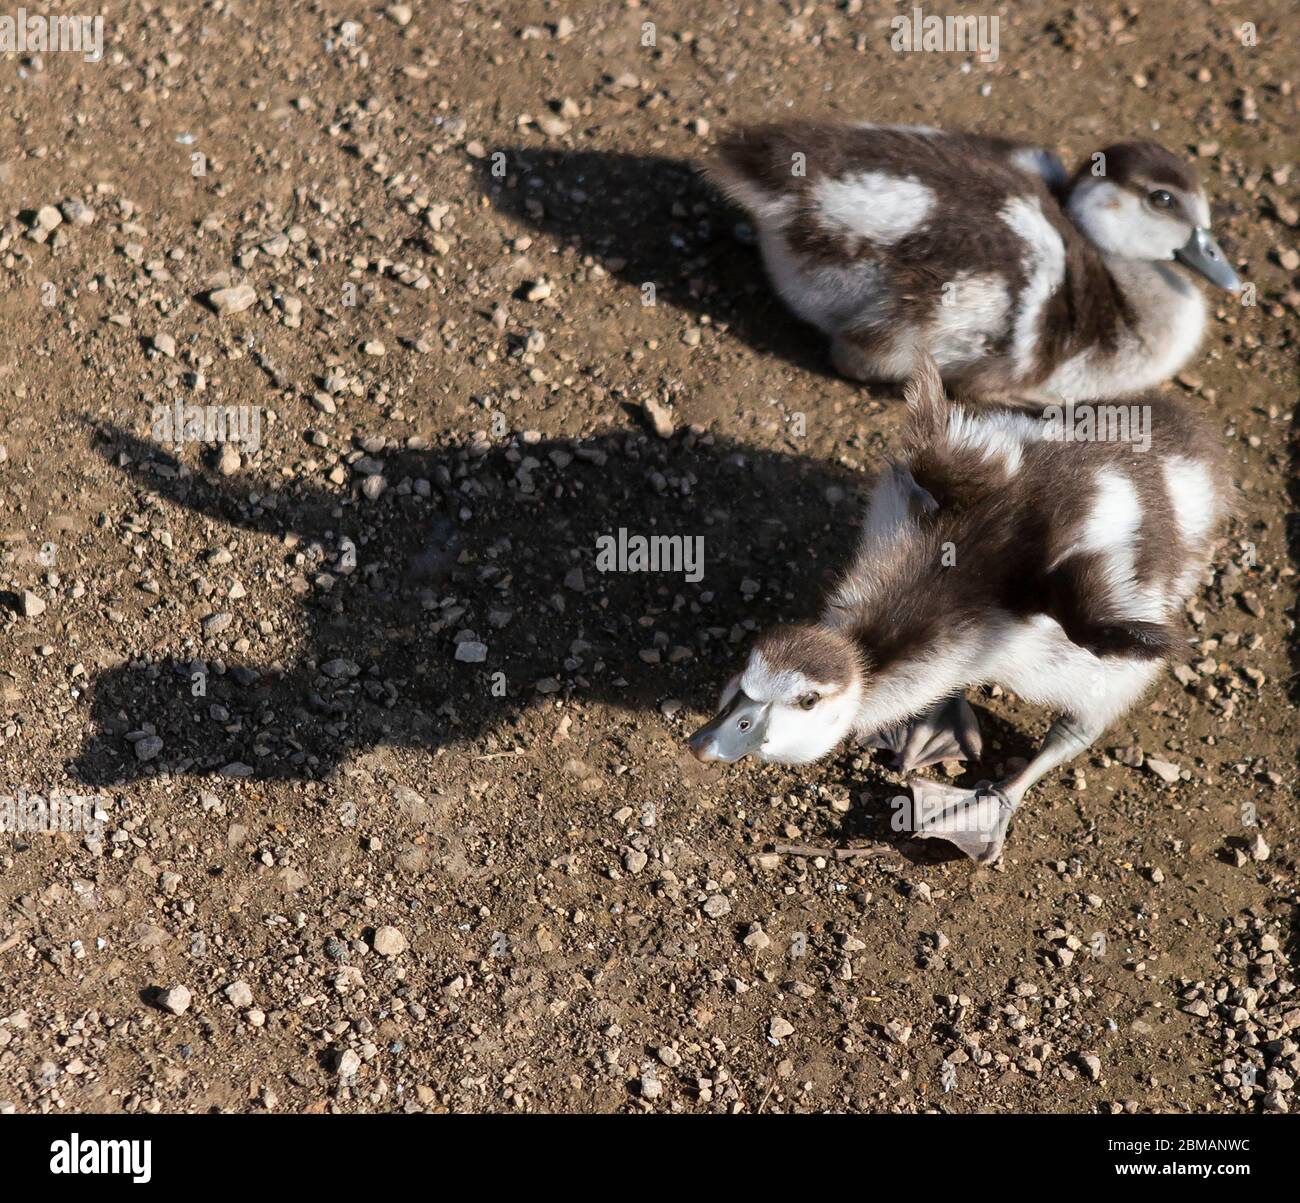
left=907, top=778, right=1015, bottom=864
left=868, top=696, right=982, bottom=774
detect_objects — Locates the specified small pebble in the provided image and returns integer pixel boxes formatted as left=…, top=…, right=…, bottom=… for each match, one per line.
left=207, top=284, right=257, bottom=315
left=1145, top=757, right=1182, bottom=784
left=372, top=925, right=409, bottom=957
left=156, top=985, right=192, bottom=1015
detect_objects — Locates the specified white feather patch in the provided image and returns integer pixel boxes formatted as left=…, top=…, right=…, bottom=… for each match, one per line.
left=944, top=406, right=1047, bottom=476
left=813, top=171, right=935, bottom=245
left=1000, top=195, right=1066, bottom=380
left=924, top=271, right=1012, bottom=370
left=1162, top=456, right=1217, bottom=546
left=1161, top=454, right=1222, bottom=598
left=992, top=615, right=1162, bottom=723
left=1057, top=467, right=1166, bottom=622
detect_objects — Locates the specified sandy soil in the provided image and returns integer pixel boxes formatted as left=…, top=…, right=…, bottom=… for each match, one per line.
left=0, top=0, right=1297, bottom=1114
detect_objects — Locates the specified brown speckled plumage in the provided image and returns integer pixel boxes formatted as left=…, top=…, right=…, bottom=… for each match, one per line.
left=709, top=122, right=1231, bottom=401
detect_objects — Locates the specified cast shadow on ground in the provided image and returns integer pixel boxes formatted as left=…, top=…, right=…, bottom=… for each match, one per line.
left=474, top=146, right=838, bottom=380
left=73, top=424, right=1080, bottom=864
left=70, top=424, right=866, bottom=791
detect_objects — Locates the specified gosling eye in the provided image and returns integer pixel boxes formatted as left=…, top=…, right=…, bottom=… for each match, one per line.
left=1148, top=189, right=1175, bottom=210
left=797, top=692, right=820, bottom=711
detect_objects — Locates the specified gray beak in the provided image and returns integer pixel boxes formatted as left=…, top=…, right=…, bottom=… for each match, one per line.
left=1175, top=227, right=1241, bottom=292
left=688, top=691, right=770, bottom=763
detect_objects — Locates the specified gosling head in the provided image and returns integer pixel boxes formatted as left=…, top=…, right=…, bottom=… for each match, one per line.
left=688, top=624, right=864, bottom=766
left=1067, top=141, right=1240, bottom=291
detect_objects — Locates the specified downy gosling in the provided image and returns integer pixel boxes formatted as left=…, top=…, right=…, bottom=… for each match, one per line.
left=688, top=357, right=1227, bottom=864
left=710, top=122, right=1241, bottom=402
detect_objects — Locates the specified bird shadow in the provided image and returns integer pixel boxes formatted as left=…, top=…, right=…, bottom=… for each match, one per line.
left=472, top=146, right=837, bottom=379
left=69, top=424, right=864, bottom=786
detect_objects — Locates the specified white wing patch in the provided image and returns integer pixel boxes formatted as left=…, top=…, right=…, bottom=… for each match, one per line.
left=813, top=171, right=935, bottom=245
left=944, top=405, right=1046, bottom=476
left=1162, top=456, right=1217, bottom=546
left=1000, top=195, right=1066, bottom=381
left=1076, top=467, right=1142, bottom=555
left=1057, top=466, right=1166, bottom=622
left=925, top=271, right=1012, bottom=370
left=1161, top=454, right=1222, bottom=598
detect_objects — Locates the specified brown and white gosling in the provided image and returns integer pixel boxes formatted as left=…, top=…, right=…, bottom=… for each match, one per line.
left=687, top=358, right=1227, bottom=864
left=709, top=122, right=1241, bottom=402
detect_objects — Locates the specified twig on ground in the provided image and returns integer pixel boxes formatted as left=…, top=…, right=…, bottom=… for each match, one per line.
left=772, top=843, right=893, bottom=861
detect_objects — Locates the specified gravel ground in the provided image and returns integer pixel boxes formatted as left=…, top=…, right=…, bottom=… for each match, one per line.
left=0, top=1, right=1296, bottom=1114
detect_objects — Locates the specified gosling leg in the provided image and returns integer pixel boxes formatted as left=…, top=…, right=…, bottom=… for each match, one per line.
left=869, top=696, right=983, bottom=774
left=909, top=715, right=1100, bottom=864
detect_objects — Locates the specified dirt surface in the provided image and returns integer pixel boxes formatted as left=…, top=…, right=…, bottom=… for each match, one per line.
left=0, top=1, right=1297, bottom=1115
